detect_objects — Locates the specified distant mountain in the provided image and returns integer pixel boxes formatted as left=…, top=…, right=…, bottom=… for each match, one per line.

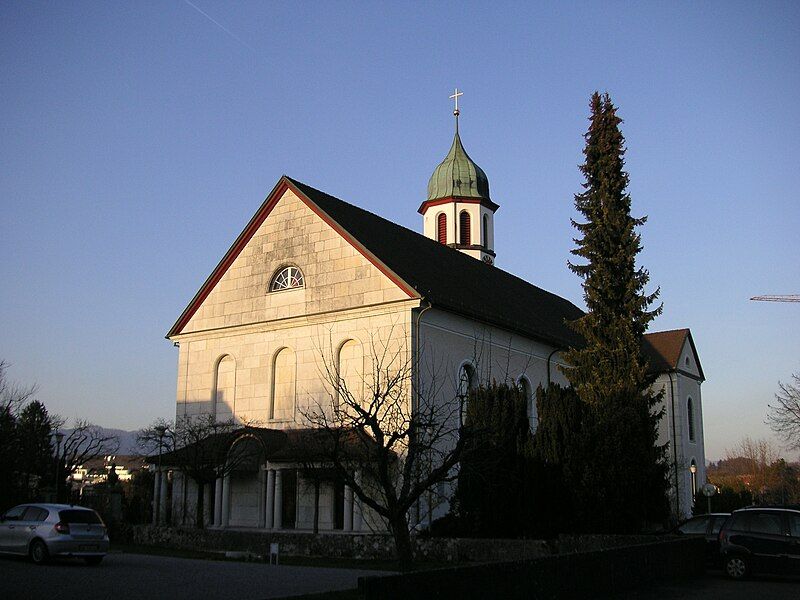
left=100, top=428, right=141, bottom=455
left=59, top=427, right=141, bottom=456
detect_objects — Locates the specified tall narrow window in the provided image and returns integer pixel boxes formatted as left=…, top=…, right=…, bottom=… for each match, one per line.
left=437, top=213, right=447, bottom=244
left=459, top=363, right=476, bottom=425
left=483, top=214, right=489, bottom=248
left=459, top=211, right=471, bottom=245
left=687, top=398, right=695, bottom=442
left=271, top=348, right=296, bottom=420
left=213, top=355, right=236, bottom=422
left=519, top=377, right=536, bottom=433
left=337, top=340, right=363, bottom=407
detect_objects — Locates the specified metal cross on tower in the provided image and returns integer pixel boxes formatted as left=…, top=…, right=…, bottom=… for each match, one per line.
left=450, top=88, right=463, bottom=116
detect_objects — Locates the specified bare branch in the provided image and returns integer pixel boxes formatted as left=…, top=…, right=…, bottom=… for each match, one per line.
left=298, top=324, right=476, bottom=567
left=59, top=419, right=120, bottom=471
left=767, top=372, right=800, bottom=451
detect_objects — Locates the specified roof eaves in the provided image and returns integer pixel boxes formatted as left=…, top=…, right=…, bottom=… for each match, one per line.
left=166, top=176, right=292, bottom=338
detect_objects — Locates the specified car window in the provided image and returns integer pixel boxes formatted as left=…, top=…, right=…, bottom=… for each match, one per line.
left=22, top=507, right=48, bottom=522
left=789, top=514, right=800, bottom=538
left=678, top=516, right=709, bottom=534
left=711, top=516, right=726, bottom=534
left=728, top=512, right=751, bottom=531
left=2, top=506, right=27, bottom=521
left=58, top=509, right=102, bottom=524
left=749, top=512, right=783, bottom=535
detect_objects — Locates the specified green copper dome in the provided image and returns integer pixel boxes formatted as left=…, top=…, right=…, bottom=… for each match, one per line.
left=427, top=131, right=491, bottom=202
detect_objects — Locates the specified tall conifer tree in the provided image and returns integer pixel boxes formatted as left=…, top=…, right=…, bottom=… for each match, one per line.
left=564, top=92, right=661, bottom=398
left=563, top=93, right=669, bottom=529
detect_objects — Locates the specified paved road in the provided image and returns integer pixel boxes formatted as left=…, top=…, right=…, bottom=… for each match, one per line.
left=618, top=570, right=800, bottom=600
left=0, top=552, right=388, bottom=600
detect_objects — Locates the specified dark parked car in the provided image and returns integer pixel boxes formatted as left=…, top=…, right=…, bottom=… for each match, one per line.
left=670, top=513, right=730, bottom=565
left=719, top=506, right=800, bottom=579
left=0, top=503, right=109, bottom=565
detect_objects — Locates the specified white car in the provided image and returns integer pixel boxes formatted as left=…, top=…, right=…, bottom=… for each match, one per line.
left=0, top=503, right=109, bottom=565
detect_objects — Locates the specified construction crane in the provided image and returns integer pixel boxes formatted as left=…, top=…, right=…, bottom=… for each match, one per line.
left=750, top=295, right=800, bottom=302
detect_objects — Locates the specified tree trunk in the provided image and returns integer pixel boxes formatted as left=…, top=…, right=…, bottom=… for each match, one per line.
left=196, top=480, right=205, bottom=529
left=390, top=514, right=413, bottom=571
left=313, top=480, right=320, bottom=535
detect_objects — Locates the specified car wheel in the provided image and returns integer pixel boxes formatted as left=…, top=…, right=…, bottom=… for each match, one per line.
left=84, top=556, right=103, bottom=566
left=725, top=555, right=748, bottom=580
left=29, top=539, right=49, bottom=565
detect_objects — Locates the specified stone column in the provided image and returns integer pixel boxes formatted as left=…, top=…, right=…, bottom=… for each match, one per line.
left=159, top=471, right=169, bottom=525
left=171, top=471, right=183, bottom=525
left=352, top=471, right=363, bottom=532
left=221, top=474, right=231, bottom=528
left=204, top=482, right=213, bottom=527
left=213, top=476, right=223, bottom=526
left=265, top=470, right=275, bottom=529
left=273, top=469, right=283, bottom=530
left=344, top=485, right=354, bottom=532
left=152, top=470, right=161, bottom=526
left=257, top=468, right=267, bottom=529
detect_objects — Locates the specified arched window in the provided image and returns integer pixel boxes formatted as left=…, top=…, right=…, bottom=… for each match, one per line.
left=458, top=363, right=476, bottom=425
left=519, top=377, right=536, bottom=433
left=437, top=213, right=447, bottom=244
left=213, top=355, right=236, bottom=422
left=459, top=211, right=471, bottom=245
left=687, top=397, right=695, bottom=442
left=271, top=348, right=296, bottom=420
left=336, top=340, right=363, bottom=408
left=270, top=266, right=304, bottom=292
left=483, top=214, right=489, bottom=248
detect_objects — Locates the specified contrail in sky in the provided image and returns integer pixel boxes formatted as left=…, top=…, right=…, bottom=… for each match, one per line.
left=183, top=0, right=257, bottom=53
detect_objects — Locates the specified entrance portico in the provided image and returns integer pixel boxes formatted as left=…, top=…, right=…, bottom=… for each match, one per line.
left=151, top=426, right=371, bottom=534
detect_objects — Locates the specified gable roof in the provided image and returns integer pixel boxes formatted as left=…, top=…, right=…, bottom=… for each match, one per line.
left=167, top=176, right=584, bottom=347
left=642, top=328, right=705, bottom=380
left=168, top=177, right=702, bottom=377
left=287, top=178, right=586, bottom=348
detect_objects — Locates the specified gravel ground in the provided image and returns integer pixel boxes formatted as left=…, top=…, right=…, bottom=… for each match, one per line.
left=0, top=552, right=390, bottom=600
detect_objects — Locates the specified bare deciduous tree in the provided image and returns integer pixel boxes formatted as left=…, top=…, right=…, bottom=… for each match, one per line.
left=300, top=333, right=471, bottom=570
left=767, top=372, right=800, bottom=451
left=723, top=436, right=780, bottom=501
left=139, top=415, right=263, bottom=528
left=54, top=419, right=120, bottom=502
left=0, top=360, right=37, bottom=420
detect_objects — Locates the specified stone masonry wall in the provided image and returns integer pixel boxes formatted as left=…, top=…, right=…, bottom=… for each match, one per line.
left=130, top=525, right=551, bottom=563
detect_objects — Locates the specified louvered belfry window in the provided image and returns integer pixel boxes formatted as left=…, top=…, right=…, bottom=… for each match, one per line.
left=459, top=211, right=471, bottom=245
left=437, top=213, right=447, bottom=244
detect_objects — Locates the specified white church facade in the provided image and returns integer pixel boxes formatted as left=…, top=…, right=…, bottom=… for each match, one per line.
left=156, top=115, right=706, bottom=532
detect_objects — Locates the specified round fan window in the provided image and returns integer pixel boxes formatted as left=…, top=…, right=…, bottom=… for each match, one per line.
left=270, top=266, right=304, bottom=291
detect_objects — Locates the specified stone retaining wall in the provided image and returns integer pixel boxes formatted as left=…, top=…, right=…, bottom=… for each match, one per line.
left=129, top=525, right=551, bottom=563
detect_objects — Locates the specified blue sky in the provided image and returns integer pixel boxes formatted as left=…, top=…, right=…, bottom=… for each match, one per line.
left=1, top=1, right=798, bottom=461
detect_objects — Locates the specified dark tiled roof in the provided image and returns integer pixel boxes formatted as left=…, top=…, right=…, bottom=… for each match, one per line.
left=642, top=328, right=705, bottom=380
left=150, top=427, right=381, bottom=466
left=287, top=177, right=585, bottom=349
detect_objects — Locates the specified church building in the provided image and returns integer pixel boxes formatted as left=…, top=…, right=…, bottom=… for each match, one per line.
left=157, top=100, right=706, bottom=532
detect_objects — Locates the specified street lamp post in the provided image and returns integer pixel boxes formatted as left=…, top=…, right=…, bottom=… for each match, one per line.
left=154, top=425, right=167, bottom=525
left=689, top=463, right=698, bottom=506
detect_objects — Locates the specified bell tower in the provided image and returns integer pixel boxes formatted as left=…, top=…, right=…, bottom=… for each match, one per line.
left=419, top=89, right=498, bottom=264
